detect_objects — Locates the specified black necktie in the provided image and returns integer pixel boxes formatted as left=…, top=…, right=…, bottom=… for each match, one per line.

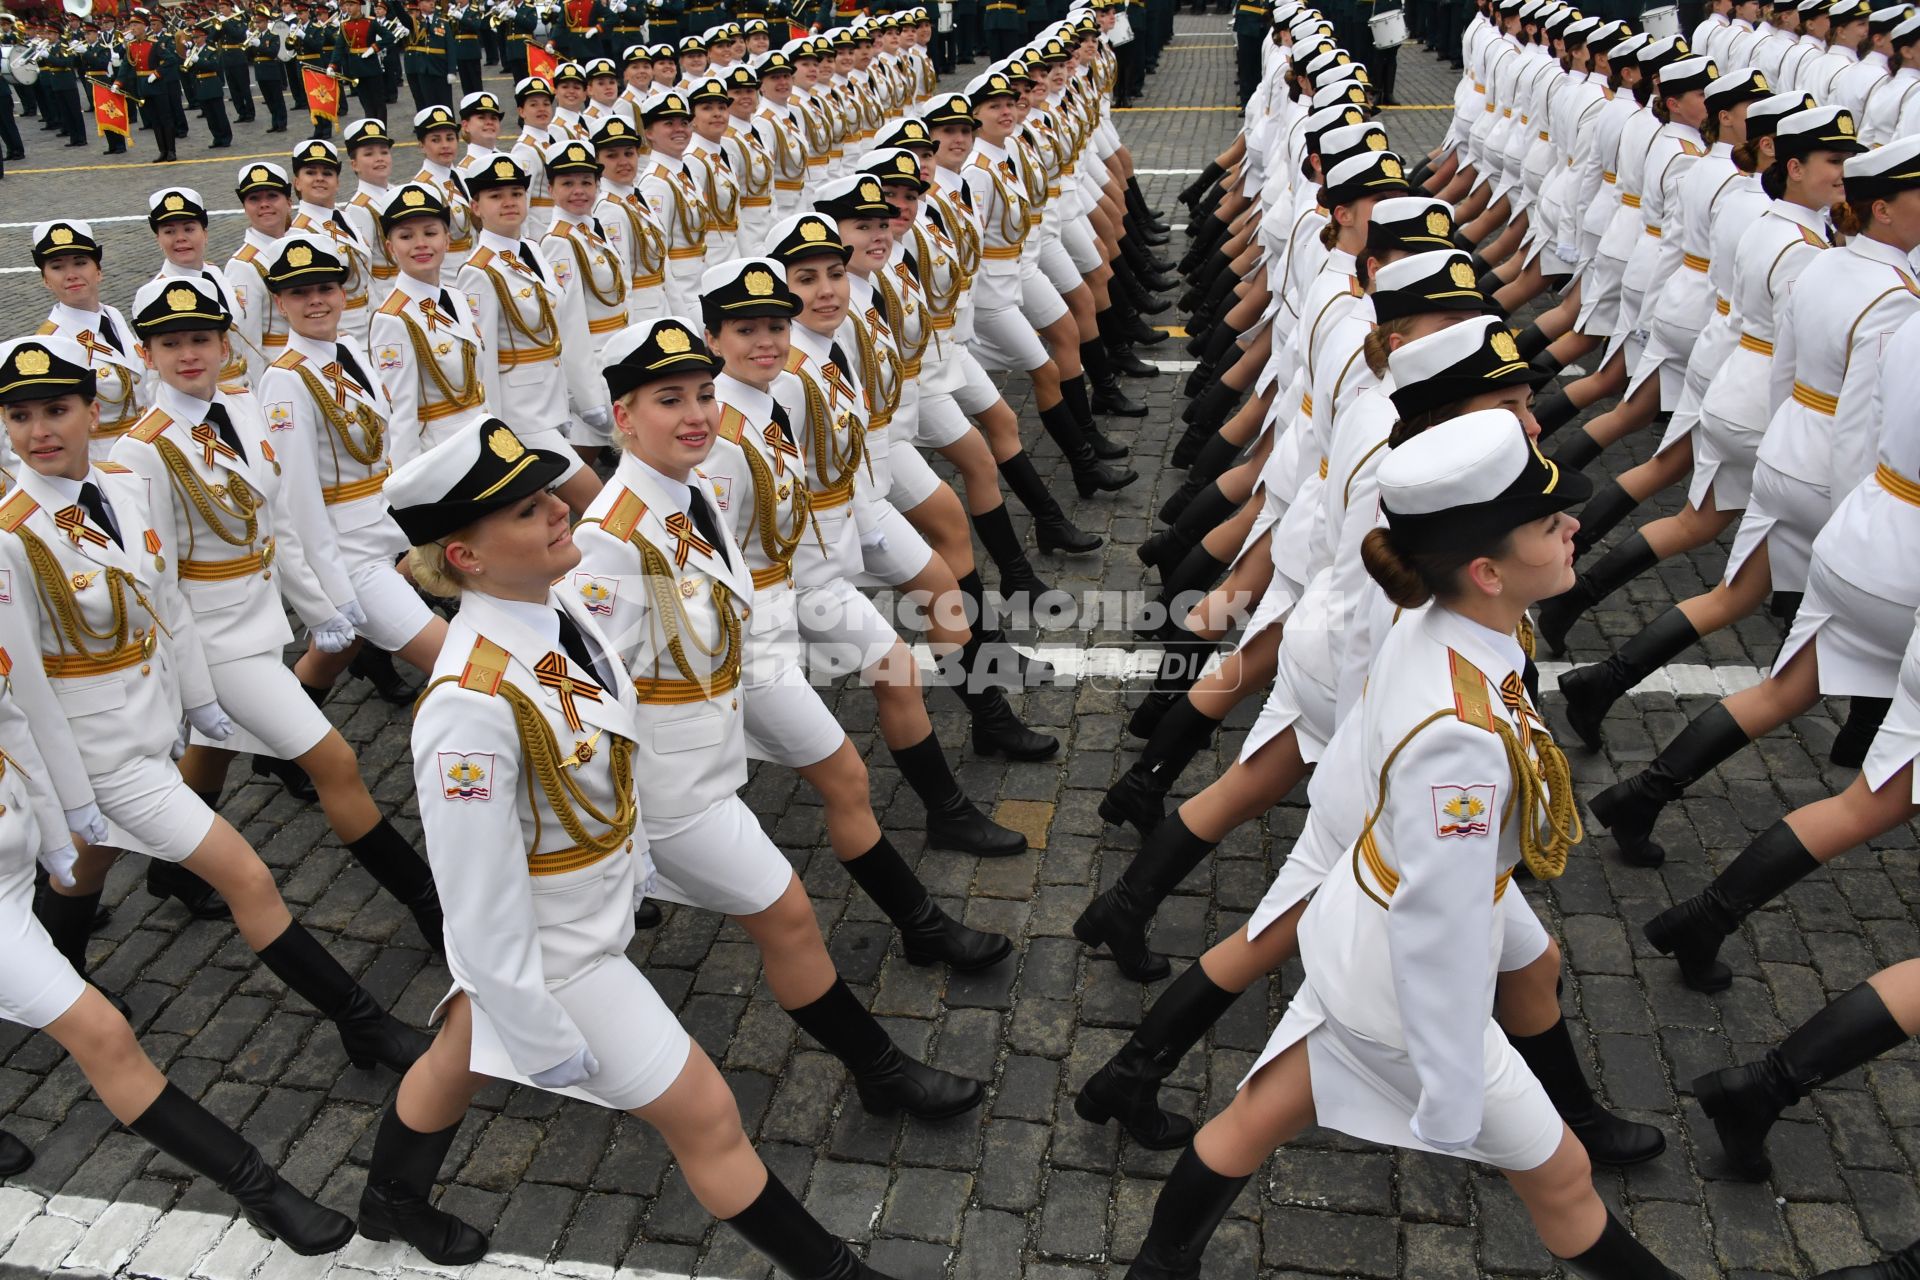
left=687, top=488, right=730, bottom=568
left=555, top=610, right=607, bottom=691
left=330, top=209, right=351, bottom=235
left=827, top=341, right=851, bottom=380
left=78, top=482, right=122, bottom=548
left=436, top=287, right=459, bottom=319
left=769, top=401, right=794, bottom=445
left=96, top=313, right=123, bottom=354
left=336, top=343, right=370, bottom=395
left=591, top=216, right=606, bottom=240
left=517, top=244, right=545, bottom=277
left=206, top=402, right=248, bottom=462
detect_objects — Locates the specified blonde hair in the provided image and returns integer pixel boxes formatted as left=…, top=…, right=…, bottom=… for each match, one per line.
left=1364, top=316, right=1422, bottom=377
left=406, top=541, right=468, bottom=599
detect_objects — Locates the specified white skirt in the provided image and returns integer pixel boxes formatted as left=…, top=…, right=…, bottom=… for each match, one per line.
left=1722, top=462, right=1828, bottom=591
left=0, top=856, right=88, bottom=1030
left=1690, top=405, right=1764, bottom=512
left=1019, top=267, right=1071, bottom=330
left=795, top=576, right=904, bottom=679
left=744, top=664, right=847, bottom=769
left=1863, top=609, right=1920, bottom=799
left=194, top=650, right=335, bottom=761
left=97, top=753, right=220, bottom=863
left=1772, top=553, right=1915, bottom=698
left=1247, top=969, right=1562, bottom=1172
left=855, top=502, right=937, bottom=589
left=460, top=956, right=693, bottom=1111
left=969, top=304, right=1052, bottom=374
left=645, top=795, right=795, bottom=917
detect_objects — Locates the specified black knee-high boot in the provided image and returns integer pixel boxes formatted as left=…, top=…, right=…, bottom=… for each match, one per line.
left=1643, top=819, right=1824, bottom=992
left=131, top=1084, right=354, bottom=1255
left=1163, top=433, right=1241, bottom=523
left=1506, top=1019, right=1667, bottom=1165
left=1531, top=384, right=1580, bottom=437
left=344, top=819, right=445, bottom=956
left=1178, top=160, right=1224, bottom=208
left=1534, top=531, right=1659, bottom=657
left=1038, top=400, right=1137, bottom=497
left=843, top=836, right=1011, bottom=970
left=34, top=882, right=101, bottom=977
left=1140, top=483, right=1238, bottom=579
left=254, top=923, right=430, bottom=1072
left=147, top=822, right=232, bottom=921
left=357, top=1104, right=488, bottom=1264
left=1061, top=373, right=1129, bottom=460
left=1075, top=808, right=1218, bottom=983
left=252, top=751, right=319, bottom=803
left=971, top=503, right=1052, bottom=599
left=1098, top=304, right=1163, bottom=377
left=722, top=1170, right=902, bottom=1279
left=997, top=451, right=1101, bottom=554
left=889, top=732, right=1026, bottom=856
left=349, top=645, right=421, bottom=704
left=1694, top=981, right=1910, bottom=1179
left=1157, top=544, right=1230, bottom=617
left=786, top=979, right=984, bottom=1119
left=1556, top=1212, right=1685, bottom=1279
left=1831, top=695, right=1893, bottom=770
left=1083, top=337, right=1146, bottom=415
left=1572, top=477, right=1642, bottom=558
left=0, top=1131, right=31, bottom=1176
left=1556, top=608, right=1701, bottom=752
left=1100, top=702, right=1222, bottom=838
left=1076, top=962, right=1240, bottom=1147
left=1123, top=1145, right=1252, bottom=1279
left=1589, top=703, right=1752, bottom=867
left=1549, top=425, right=1605, bottom=472
left=1513, top=321, right=1553, bottom=361
left=951, top=566, right=1055, bottom=689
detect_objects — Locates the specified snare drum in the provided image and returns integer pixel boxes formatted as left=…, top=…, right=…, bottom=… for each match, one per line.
left=1641, top=5, right=1680, bottom=39
left=1369, top=7, right=1407, bottom=48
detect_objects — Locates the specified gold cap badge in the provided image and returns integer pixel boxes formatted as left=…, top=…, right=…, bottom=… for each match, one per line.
left=744, top=269, right=775, bottom=296
left=800, top=219, right=828, bottom=242
left=657, top=325, right=692, bottom=353
left=402, top=186, right=426, bottom=207
left=494, top=158, right=516, bottom=177
left=16, top=349, right=50, bottom=377
left=1491, top=329, right=1521, bottom=363
left=166, top=286, right=198, bottom=312
left=488, top=424, right=526, bottom=460
left=288, top=243, right=313, bottom=267
left=50, top=226, right=74, bottom=246
left=164, top=194, right=185, bottom=212
left=1426, top=210, right=1451, bottom=237
left=1449, top=260, right=1476, bottom=288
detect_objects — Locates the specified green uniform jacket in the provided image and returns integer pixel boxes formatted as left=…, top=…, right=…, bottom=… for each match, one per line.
left=982, top=0, right=1024, bottom=31
left=405, top=13, right=451, bottom=74
left=183, top=43, right=227, bottom=100
left=251, top=30, right=288, bottom=83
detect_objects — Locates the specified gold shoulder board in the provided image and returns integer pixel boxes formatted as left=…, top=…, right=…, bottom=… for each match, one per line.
left=128, top=411, right=173, bottom=444
left=598, top=488, right=648, bottom=542
left=458, top=636, right=510, bottom=695
left=1448, top=649, right=1497, bottom=734
left=271, top=349, right=306, bottom=370
left=715, top=404, right=747, bottom=444
left=0, top=491, right=39, bottom=533
left=94, top=461, right=132, bottom=474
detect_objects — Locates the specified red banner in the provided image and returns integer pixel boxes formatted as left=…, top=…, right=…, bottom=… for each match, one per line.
left=91, top=82, right=130, bottom=138
left=526, top=43, right=557, bottom=84
left=302, top=65, right=341, bottom=124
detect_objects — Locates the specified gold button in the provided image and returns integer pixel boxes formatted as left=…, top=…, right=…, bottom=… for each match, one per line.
left=140, top=664, right=152, bottom=676
left=730, top=697, right=738, bottom=709
left=262, top=571, right=271, bottom=581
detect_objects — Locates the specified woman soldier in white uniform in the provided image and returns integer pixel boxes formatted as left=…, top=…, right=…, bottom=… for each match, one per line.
left=409, top=104, right=480, bottom=291
left=226, top=165, right=299, bottom=386
left=699, top=256, right=1013, bottom=970
left=1548, top=101, right=1847, bottom=755
left=252, top=235, right=451, bottom=944
left=590, top=116, right=674, bottom=325
left=575, top=317, right=990, bottom=1107
left=1121, top=412, right=1687, bottom=1280
left=112, top=273, right=442, bottom=940
left=0, top=425, right=352, bottom=1254
left=0, top=332, right=427, bottom=1076
left=31, top=220, right=149, bottom=460
left=457, top=155, right=603, bottom=513
left=1587, top=122, right=1920, bottom=868
left=638, top=89, right=718, bottom=316
left=364, top=417, right=919, bottom=1279
left=145, top=188, right=257, bottom=388
left=763, top=212, right=1033, bottom=857
left=1076, top=324, right=1663, bottom=1174
left=537, top=136, right=626, bottom=467
left=288, top=140, right=378, bottom=350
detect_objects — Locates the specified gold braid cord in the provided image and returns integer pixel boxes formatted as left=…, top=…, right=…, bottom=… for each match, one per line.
left=800, top=363, right=867, bottom=489
left=739, top=442, right=811, bottom=567
left=1495, top=720, right=1581, bottom=881
left=635, top=538, right=743, bottom=684
left=401, top=313, right=485, bottom=412
left=14, top=525, right=163, bottom=661
left=154, top=438, right=259, bottom=547
left=486, top=264, right=560, bottom=351
left=293, top=364, right=386, bottom=465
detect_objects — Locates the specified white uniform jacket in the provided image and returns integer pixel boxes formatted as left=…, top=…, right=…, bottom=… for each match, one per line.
left=458, top=229, right=571, bottom=437
left=291, top=200, right=376, bottom=346
left=111, top=383, right=341, bottom=663
left=570, top=455, right=756, bottom=824
left=36, top=303, right=149, bottom=457
left=371, top=269, right=492, bottom=467
left=0, top=462, right=216, bottom=775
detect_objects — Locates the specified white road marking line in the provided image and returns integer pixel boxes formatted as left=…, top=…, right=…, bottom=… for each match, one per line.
left=0, top=1191, right=738, bottom=1280
left=0, top=209, right=247, bottom=231
left=1134, top=167, right=1205, bottom=175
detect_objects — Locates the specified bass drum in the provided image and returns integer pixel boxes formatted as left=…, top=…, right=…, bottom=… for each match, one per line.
left=5, top=46, right=39, bottom=86
left=1368, top=7, right=1406, bottom=48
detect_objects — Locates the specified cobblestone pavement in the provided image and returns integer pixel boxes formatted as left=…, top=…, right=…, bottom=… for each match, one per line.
left=3, top=25, right=1920, bottom=1280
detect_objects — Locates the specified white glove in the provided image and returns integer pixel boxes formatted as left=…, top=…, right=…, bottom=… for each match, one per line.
left=63, top=802, right=108, bottom=847
left=528, top=1044, right=599, bottom=1089
left=312, top=612, right=357, bottom=654
left=185, top=700, right=234, bottom=742
left=37, top=839, right=77, bottom=889
left=579, top=406, right=612, bottom=432
left=860, top=529, right=889, bottom=553
left=340, top=598, right=369, bottom=630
